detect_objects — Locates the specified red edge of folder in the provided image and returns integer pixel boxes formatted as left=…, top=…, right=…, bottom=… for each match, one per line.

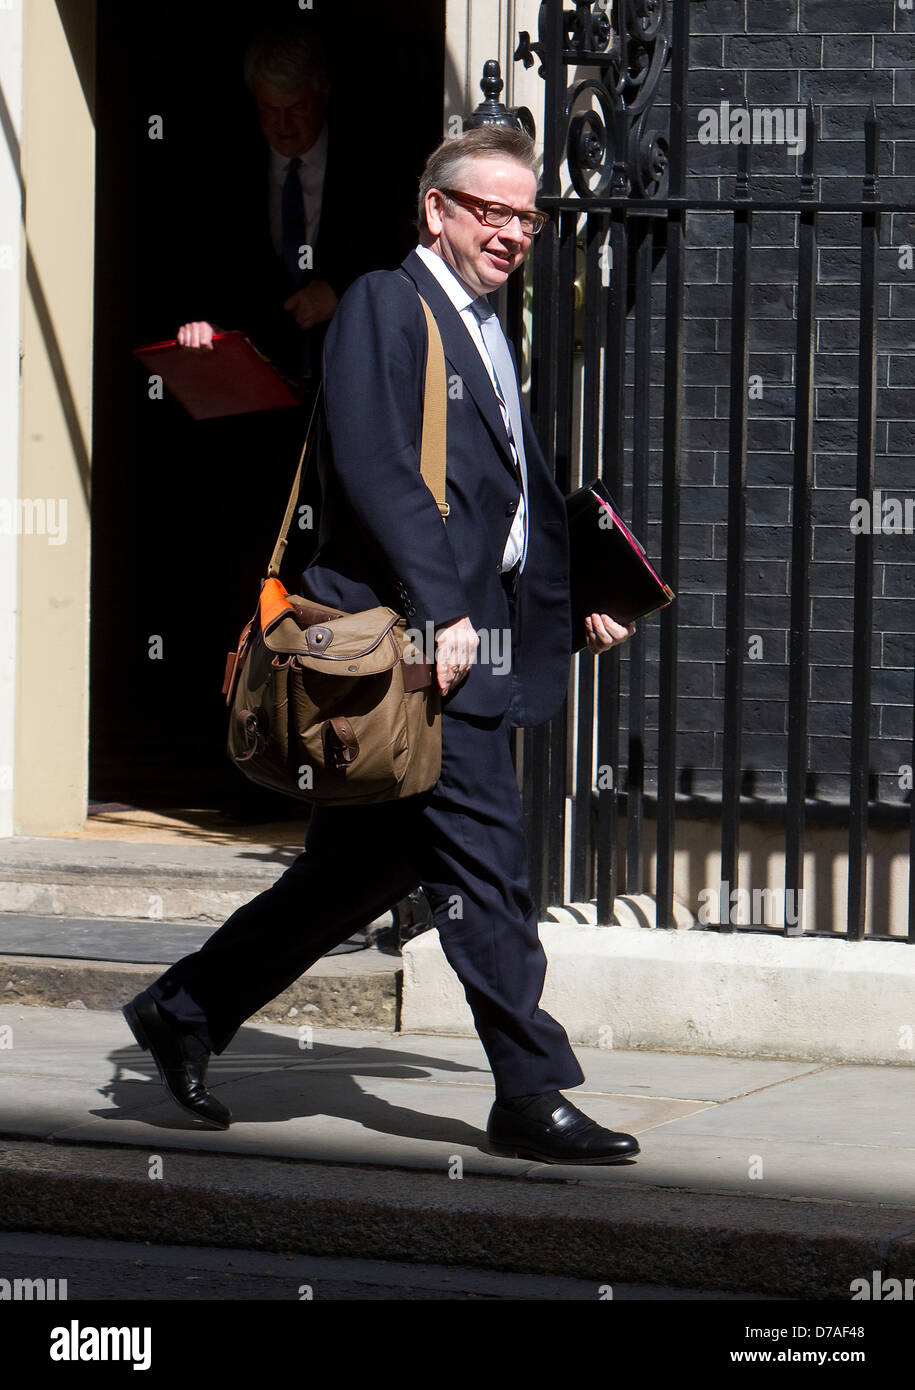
left=594, top=491, right=675, bottom=605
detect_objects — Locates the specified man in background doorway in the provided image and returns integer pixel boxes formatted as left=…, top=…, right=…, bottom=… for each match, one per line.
left=175, top=23, right=394, bottom=382
left=170, top=22, right=409, bottom=827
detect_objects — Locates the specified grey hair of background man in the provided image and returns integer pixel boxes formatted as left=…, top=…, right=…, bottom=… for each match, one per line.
left=417, top=126, right=540, bottom=234
left=243, top=26, right=330, bottom=93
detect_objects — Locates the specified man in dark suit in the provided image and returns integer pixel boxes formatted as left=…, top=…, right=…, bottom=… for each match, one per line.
left=176, top=23, right=406, bottom=376
left=172, top=23, right=410, bottom=820
left=124, top=125, right=640, bottom=1164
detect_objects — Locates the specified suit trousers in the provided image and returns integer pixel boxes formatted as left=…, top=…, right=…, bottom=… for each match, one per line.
left=147, top=596, right=585, bottom=1101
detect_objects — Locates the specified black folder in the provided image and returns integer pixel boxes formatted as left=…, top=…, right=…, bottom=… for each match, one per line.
left=566, top=478, right=675, bottom=651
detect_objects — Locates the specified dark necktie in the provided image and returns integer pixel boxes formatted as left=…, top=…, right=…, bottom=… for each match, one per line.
left=281, top=157, right=305, bottom=288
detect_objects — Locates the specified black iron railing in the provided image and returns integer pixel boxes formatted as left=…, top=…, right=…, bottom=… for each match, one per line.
left=507, top=0, right=915, bottom=941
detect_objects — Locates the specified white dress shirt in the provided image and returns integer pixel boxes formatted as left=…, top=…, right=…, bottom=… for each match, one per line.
left=415, top=244, right=527, bottom=572
left=268, top=123, right=330, bottom=260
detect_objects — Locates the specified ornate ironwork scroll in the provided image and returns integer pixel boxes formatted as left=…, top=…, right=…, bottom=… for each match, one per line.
left=515, top=0, right=672, bottom=198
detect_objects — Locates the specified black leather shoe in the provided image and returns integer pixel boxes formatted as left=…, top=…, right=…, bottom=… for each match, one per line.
left=487, top=1095, right=639, bottom=1164
left=123, top=991, right=232, bottom=1130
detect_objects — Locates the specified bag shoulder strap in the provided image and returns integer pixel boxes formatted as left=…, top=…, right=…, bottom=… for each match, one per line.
left=268, top=385, right=323, bottom=578
left=414, top=293, right=449, bottom=518
left=267, top=286, right=448, bottom=580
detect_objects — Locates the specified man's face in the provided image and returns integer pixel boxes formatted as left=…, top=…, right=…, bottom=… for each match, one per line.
left=252, top=80, right=328, bottom=157
left=424, top=156, right=538, bottom=298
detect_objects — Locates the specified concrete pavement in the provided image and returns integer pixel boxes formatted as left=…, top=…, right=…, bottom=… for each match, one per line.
left=1, top=819, right=913, bottom=1298
left=1, top=1003, right=914, bottom=1298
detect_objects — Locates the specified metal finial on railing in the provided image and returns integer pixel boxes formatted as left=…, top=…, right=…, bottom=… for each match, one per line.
left=464, top=59, right=536, bottom=139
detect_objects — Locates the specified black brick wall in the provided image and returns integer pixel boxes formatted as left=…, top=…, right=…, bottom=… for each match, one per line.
left=618, top=0, right=915, bottom=806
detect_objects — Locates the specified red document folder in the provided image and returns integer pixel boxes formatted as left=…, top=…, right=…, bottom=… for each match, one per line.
left=132, top=330, right=302, bottom=419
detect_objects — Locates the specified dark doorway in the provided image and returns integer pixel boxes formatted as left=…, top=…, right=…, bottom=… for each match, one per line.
left=90, top=0, right=446, bottom=810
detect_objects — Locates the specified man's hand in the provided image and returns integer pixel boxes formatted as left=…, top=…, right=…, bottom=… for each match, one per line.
left=176, top=321, right=216, bottom=350
left=585, top=613, right=636, bottom=654
left=283, top=280, right=340, bottom=331
left=434, top=616, right=479, bottom=696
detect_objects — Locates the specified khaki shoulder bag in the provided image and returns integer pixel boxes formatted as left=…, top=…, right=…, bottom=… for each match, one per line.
left=221, top=293, right=447, bottom=806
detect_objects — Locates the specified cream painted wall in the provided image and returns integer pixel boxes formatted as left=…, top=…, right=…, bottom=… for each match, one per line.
left=14, top=0, right=95, bottom=833
left=0, top=0, right=24, bottom=838
left=445, top=0, right=544, bottom=150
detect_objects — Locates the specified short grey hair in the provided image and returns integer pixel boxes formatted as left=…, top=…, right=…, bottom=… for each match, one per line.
left=243, top=27, right=330, bottom=94
left=417, top=126, right=539, bottom=233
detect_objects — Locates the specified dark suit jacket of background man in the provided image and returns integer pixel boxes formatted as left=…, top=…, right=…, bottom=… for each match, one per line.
left=181, top=125, right=410, bottom=380
left=302, top=247, right=573, bottom=728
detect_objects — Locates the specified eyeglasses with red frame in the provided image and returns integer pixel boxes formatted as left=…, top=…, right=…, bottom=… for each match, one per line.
left=436, top=187, right=548, bottom=237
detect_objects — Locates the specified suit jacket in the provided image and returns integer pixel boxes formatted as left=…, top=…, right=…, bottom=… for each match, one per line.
left=299, top=249, right=572, bottom=728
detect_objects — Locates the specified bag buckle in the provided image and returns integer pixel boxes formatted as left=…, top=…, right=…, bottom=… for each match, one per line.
left=321, top=717, right=359, bottom=769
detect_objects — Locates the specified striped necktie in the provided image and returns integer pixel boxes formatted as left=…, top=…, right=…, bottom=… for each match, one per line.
left=470, top=296, right=529, bottom=570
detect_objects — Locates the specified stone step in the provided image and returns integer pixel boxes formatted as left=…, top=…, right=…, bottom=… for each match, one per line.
left=0, top=836, right=312, bottom=924
left=1, top=935, right=400, bottom=1030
